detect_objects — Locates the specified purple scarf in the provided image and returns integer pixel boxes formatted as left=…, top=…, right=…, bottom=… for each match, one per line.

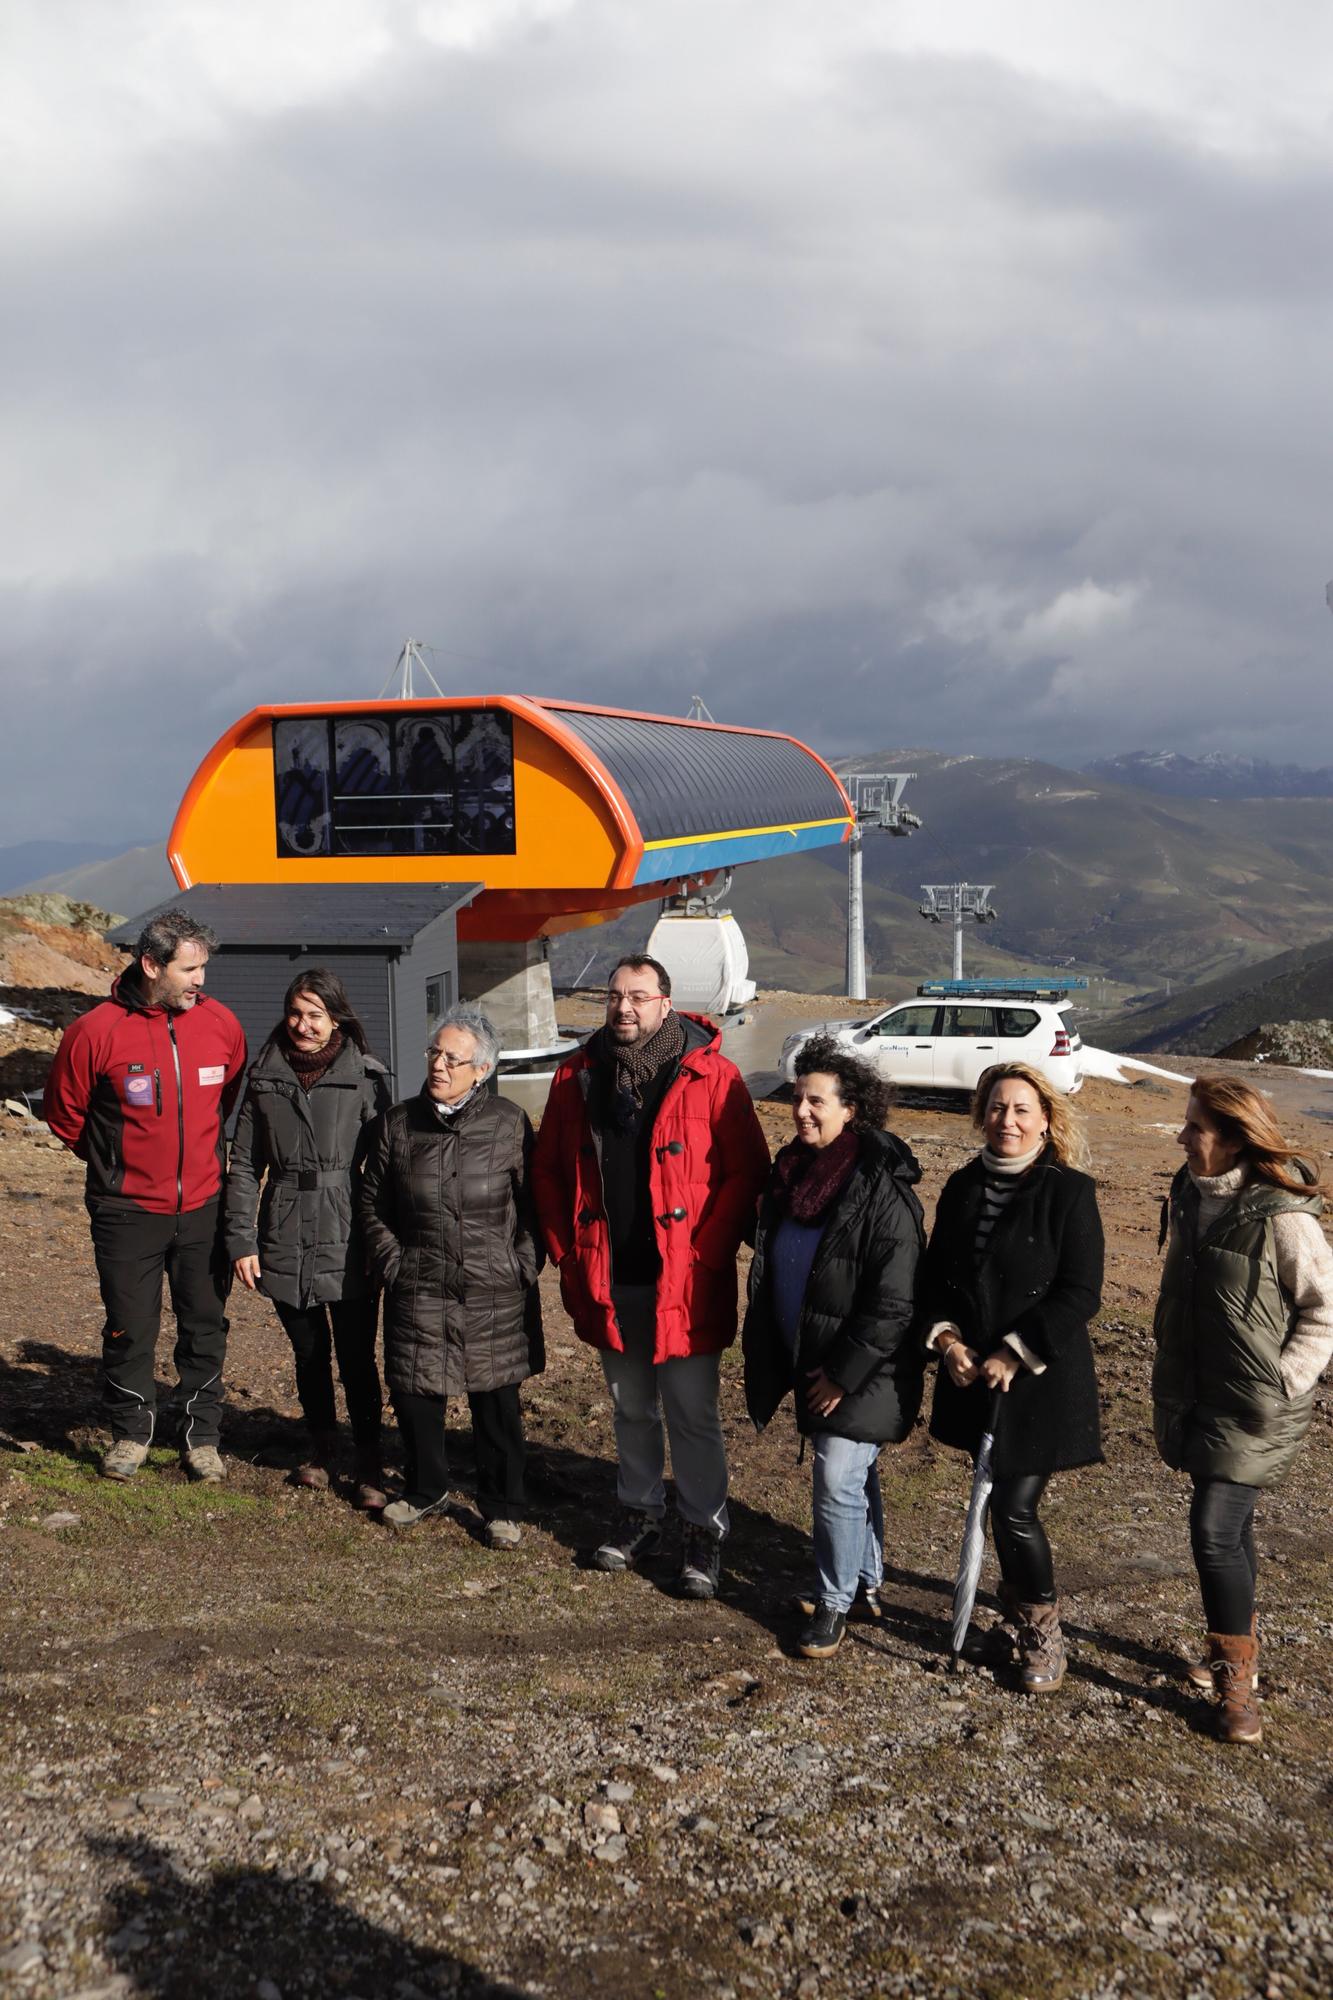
left=771, top=1129, right=860, bottom=1223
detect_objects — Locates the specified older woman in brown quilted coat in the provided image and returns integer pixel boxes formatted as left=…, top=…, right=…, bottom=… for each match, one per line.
left=359, top=1006, right=543, bottom=1545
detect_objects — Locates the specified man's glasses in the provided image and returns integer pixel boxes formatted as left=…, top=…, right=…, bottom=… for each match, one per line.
left=424, top=1049, right=476, bottom=1069
left=607, top=991, right=666, bottom=1009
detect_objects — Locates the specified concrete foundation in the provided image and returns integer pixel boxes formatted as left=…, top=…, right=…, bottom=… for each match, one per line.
left=458, top=938, right=560, bottom=1053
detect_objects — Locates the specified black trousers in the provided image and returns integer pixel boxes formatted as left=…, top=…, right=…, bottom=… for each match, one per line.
left=990, top=1473, right=1055, bottom=1604
left=88, top=1197, right=230, bottom=1449
left=391, top=1383, right=526, bottom=1518
left=1190, top=1475, right=1259, bottom=1636
left=273, top=1298, right=382, bottom=1446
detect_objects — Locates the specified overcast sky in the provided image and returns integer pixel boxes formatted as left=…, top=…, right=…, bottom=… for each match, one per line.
left=4, top=0, right=1332, bottom=846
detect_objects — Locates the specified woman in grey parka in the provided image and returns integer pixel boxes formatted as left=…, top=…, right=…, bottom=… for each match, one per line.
left=225, top=968, right=391, bottom=1506
left=358, top=1005, right=543, bottom=1545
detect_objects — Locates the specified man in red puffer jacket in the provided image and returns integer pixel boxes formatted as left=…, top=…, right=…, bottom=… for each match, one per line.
left=45, top=910, right=246, bottom=1484
left=533, top=954, right=768, bottom=1599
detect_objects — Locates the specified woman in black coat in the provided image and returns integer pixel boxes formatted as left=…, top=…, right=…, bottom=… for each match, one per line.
left=922, top=1060, right=1103, bottom=1692
left=743, top=1038, right=925, bottom=1660
left=225, top=968, right=391, bottom=1507
left=359, top=1004, right=543, bottom=1547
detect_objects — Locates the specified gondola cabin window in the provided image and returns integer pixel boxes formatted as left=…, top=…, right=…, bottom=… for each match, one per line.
left=273, top=711, right=516, bottom=858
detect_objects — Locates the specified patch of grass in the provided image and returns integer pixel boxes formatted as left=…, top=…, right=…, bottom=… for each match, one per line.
left=9, top=1447, right=259, bottom=1522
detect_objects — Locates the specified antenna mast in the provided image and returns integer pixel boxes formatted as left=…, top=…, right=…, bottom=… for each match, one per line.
left=378, top=638, right=445, bottom=699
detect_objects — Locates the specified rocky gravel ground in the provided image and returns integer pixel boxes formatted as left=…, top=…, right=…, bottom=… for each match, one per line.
left=3, top=1064, right=1333, bottom=1999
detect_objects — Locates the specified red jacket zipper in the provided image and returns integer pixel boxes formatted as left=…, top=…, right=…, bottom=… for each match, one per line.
left=167, top=1017, right=185, bottom=1212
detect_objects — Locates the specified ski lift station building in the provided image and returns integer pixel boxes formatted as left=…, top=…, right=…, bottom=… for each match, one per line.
left=122, top=695, right=852, bottom=1093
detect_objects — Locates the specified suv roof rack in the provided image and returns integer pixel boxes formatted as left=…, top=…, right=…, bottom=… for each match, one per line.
left=916, top=978, right=1089, bottom=1000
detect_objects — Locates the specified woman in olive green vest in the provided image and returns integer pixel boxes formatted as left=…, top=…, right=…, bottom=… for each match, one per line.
left=1153, top=1076, right=1333, bottom=1745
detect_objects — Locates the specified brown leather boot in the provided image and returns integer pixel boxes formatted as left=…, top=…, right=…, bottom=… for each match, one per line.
left=1208, top=1631, right=1262, bottom=1744
left=1016, top=1599, right=1067, bottom=1692
left=1186, top=1611, right=1257, bottom=1691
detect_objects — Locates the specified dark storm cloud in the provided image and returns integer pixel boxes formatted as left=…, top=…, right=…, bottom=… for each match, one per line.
left=3, top=6, right=1331, bottom=847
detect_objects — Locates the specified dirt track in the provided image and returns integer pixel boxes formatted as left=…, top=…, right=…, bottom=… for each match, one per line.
left=3, top=1057, right=1333, bottom=2000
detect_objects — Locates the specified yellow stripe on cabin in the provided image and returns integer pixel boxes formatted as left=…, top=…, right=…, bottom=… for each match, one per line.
left=641, top=815, right=849, bottom=852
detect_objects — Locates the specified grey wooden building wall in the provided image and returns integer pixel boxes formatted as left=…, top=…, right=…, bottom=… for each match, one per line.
left=205, top=950, right=398, bottom=1095
left=387, top=908, right=461, bottom=1099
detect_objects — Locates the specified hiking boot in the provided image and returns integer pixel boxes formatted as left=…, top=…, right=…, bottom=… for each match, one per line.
left=485, top=1518, right=523, bottom=1550
left=676, top=1523, right=723, bottom=1601
left=797, top=1602, right=848, bottom=1659
left=182, top=1446, right=226, bottom=1484
left=592, top=1510, right=663, bottom=1573
left=1209, top=1631, right=1263, bottom=1744
left=292, top=1430, right=339, bottom=1491
left=382, top=1494, right=450, bottom=1530
left=351, top=1446, right=387, bottom=1512
left=1016, top=1599, right=1067, bottom=1692
left=102, top=1438, right=150, bottom=1482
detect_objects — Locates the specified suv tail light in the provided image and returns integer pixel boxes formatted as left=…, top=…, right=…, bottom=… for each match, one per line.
left=1050, top=1028, right=1072, bottom=1057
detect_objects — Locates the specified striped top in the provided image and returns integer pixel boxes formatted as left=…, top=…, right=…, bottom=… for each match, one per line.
left=972, top=1142, right=1046, bottom=1266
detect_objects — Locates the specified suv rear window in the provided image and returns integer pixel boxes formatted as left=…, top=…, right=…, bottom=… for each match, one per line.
left=996, top=1007, right=1039, bottom=1038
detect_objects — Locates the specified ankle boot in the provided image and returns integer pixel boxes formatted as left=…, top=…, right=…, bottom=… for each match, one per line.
left=1016, top=1598, right=1067, bottom=1693
left=1186, top=1611, right=1257, bottom=1691
left=293, top=1430, right=338, bottom=1490
left=1208, top=1631, right=1262, bottom=1744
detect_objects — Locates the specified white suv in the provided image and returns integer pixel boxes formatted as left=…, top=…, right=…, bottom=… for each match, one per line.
left=780, top=985, right=1085, bottom=1097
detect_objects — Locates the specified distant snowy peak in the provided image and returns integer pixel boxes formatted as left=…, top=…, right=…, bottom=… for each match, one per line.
left=1086, top=751, right=1333, bottom=799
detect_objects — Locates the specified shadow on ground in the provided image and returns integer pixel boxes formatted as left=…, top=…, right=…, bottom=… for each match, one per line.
left=877, top=1560, right=1208, bottom=1718
left=1, top=1339, right=822, bottom=1646
left=90, top=1835, right=532, bottom=2000
left=0, top=1340, right=314, bottom=1467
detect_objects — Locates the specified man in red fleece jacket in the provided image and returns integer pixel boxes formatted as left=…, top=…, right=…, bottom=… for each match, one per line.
left=45, top=909, right=246, bottom=1482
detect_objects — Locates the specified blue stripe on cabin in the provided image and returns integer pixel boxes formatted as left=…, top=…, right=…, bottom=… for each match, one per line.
left=632, top=820, right=845, bottom=885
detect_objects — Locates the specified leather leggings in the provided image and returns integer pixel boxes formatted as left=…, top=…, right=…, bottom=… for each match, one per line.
left=990, top=1472, right=1055, bottom=1604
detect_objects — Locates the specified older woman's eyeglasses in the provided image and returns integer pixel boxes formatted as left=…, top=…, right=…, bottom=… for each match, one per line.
left=424, top=1047, right=476, bottom=1069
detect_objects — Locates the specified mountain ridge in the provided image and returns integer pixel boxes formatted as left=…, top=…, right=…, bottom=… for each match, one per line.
left=1083, top=750, right=1333, bottom=799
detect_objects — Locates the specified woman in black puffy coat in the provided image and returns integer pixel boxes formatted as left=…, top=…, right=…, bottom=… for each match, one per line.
left=743, top=1038, right=925, bottom=1659
left=359, top=1005, right=543, bottom=1546
left=922, top=1061, right=1103, bottom=1693
left=225, top=968, right=391, bottom=1507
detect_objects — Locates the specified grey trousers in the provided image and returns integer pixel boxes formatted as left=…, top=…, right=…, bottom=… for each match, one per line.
left=599, top=1284, right=729, bottom=1537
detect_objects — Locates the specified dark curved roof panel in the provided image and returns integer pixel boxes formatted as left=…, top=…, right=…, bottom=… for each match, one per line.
left=545, top=707, right=848, bottom=844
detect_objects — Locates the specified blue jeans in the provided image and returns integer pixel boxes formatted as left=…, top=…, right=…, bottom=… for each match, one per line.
left=812, top=1435, right=883, bottom=1613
